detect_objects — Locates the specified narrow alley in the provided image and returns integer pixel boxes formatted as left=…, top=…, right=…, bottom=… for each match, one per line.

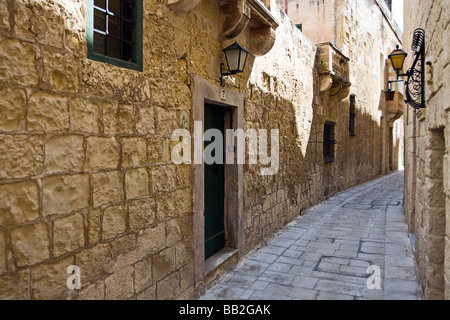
left=199, top=171, right=423, bottom=300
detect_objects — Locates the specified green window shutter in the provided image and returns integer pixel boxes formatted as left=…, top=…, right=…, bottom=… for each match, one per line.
left=87, top=0, right=143, bottom=72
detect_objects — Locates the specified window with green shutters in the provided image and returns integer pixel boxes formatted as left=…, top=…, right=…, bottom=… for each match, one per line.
left=87, top=0, right=143, bottom=71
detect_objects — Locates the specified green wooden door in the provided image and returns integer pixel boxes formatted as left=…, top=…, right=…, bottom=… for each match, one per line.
left=204, top=104, right=225, bottom=260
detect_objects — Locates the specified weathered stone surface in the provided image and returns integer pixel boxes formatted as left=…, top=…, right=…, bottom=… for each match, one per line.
left=92, top=170, right=124, bottom=207
left=70, top=98, right=100, bottom=134
left=147, top=136, right=170, bottom=164
left=42, top=174, right=90, bottom=216
left=153, top=247, right=175, bottom=282
left=0, top=36, right=38, bottom=86
left=137, top=284, right=156, bottom=300
left=0, top=270, right=30, bottom=299
left=0, top=87, right=27, bottom=131
left=28, top=91, right=69, bottom=133
left=0, top=180, right=39, bottom=226
left=105, top=266, right=134, bottom=299
left=81, top=59, right=151, bottom=103
left=155, top=107, right=177, bottom=137
left=42, top=50, right=79, bottom=92
left=122, top=137, right=147, bottom=168
left=156, top=271, right=180, bottom=300
left=53, top=213, right=85, bottom=257
left=176, top=164, right=191, bottom=188
left=125, top=168, right=150, bottom=200
left=134, top=255, right=153, bottom=293
left=155, top=191, right=177, bottom=220
left=111, top=233, right=137, bottom=259
left=0, top=229, right=5, bottom=274
left=44, top=135, right=84, bottom=173
left=137, top=223, right=165, bottom=256
left=87, top=208, right=101, bottom=246
left=102, top=204, right=127, bottom=240
left=151, top=165, right=177, bottom=193
left=85, top=137, right=120, bottom=170
left=0, top=134, right=44, bottom=179
left=74, top=279, right=105, bottom=300
left=14, top=0, right=64, bottom=47
left=180, top=262, right=194, bottom=291
left=31, top=257, right=74, bottom=299
left=75, top=243, right=113, bottom=284
left=129, top=198, right=157, bottom=231
left=10, top=222, right=50, bottom=267
left=176, top=188, right=192, bottom=215
left=176, top=242, right=191, bottom=269
left=0, top=0, right=9, bottom=29
left=136, top=107, right=155, bottom=135
left=103, top=102, right=134, bottom=134
left=166, top=218, right=182, bottom=247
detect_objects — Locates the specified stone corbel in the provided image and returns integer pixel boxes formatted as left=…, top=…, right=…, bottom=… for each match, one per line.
left=387, top=109, right=403, bottom=127
left=219, top=0, right=279, bottom=55
left=317, top=42, right=351, bottom=98
left=219, top=0, right=251, bottom=39
left=337, top=83, right=352, bottom=99
left=328, top=80, right=351, bottom=98
left=247, top=0, right=279, bottom=56
left=167, top=0, right=201, bottom=12
left=319, top=72, right=333, bottom=92
left=249, top=27, right=276, bottom=57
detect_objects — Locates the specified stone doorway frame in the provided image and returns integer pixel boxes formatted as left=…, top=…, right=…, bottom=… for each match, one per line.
left=191, top=75, right=244, bottom=286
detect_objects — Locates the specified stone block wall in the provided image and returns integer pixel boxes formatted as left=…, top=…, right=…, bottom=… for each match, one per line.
left=403, top=0, right=450, bottom=299
left=0, top=0, right=195, bottom=300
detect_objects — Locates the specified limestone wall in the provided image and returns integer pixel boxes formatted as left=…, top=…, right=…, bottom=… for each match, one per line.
left=403, top=0, right=450, bottom=300
left=0, top=0, right=197, bottom=300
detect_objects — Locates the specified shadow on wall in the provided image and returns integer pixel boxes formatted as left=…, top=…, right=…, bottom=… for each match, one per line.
left=240, top=49, right=386, bottom=253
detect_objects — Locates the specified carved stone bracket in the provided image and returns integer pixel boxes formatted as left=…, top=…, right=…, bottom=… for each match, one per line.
left=385, top=90, right=405, bottom=125
left=317, top=42, right=351, bottom=99
left=219, top=0, right=251, bottom=39
left=167, top=0, right=201, bottom=13
left=219, top=0, right=279, bottom=56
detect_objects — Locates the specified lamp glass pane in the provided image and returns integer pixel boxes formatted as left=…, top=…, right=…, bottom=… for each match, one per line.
left=238, top=50, right=248, bottom=72
left=385, top=90, right=395, bottom=101
left=225, top=49, right=240, bottom=73
left=390, top=54, right=405, bottom=71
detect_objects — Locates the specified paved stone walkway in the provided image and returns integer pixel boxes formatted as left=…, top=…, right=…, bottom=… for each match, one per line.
left=199, top=171, right=423, bottom=300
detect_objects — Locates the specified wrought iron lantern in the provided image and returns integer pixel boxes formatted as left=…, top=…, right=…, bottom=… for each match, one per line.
left=385, top=87, right=395, bottom=101
left=387, top=28, right=426, bottom=109
left=389, top=45, right=408, bottom=76
left=220, top=42, right=250, bottom=87
left=385, top=80, right=397, bottom=101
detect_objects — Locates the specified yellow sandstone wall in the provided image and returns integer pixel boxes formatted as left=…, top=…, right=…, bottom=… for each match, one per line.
left=403, top=0, right=450, bottom=300
left=0, top=0, right=197, bottom=300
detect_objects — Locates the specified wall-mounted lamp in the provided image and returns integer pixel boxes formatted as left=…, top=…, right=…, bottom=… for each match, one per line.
left=385, top=85, right=396, bottom=101
left=220, top=42, right=250, bottom=87
left=389, top=45, right=408, bottom=78
left=387, top=28, right=425, bottom=109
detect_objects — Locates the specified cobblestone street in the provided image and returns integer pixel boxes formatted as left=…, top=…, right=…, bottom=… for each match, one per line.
left=200, top=170, right=423, bottom=300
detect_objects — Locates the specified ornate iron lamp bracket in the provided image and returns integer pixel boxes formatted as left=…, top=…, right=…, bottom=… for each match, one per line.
left=403, top=28, right=426, bottom=109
